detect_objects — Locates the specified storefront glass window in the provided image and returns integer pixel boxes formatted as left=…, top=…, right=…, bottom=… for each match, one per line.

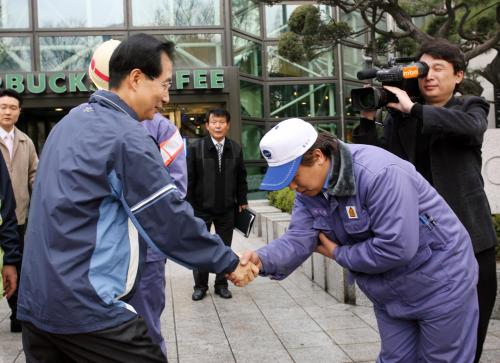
left=265, top=4, right=331, bottom=38
left=39, top=35, right=120, bottom=71
left=270, top=83, right=336, bottom=118
left=233, top=36, right=262, bottom=77
left=232, top=0, right=260, bottom=36
left=245, top=165, right=267, bottom=196
left=345, top=120, right=358, bottom=143
left=132, top=0, right=220, bottom=27
left=343, top=46, right=365, bottom=80
left=267, top=45, right=334, bottom=78
left=0, top=0, right=29, bottom=29
left=316, top=122, right=339, bottom=137
left=0, top=37, right=31, bottom=71
left=240, top=80, right=263, bottom=118
left=159, top=34, right=223, bottom=67
left=241, top=124, right=264, bottom=161
left=37, top=0, right=124, bottom=28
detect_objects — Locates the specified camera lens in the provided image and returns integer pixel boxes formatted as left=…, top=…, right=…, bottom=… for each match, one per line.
left=358, top=89, right=377, bottom=109
left=351, top=86, right=393, bottom=111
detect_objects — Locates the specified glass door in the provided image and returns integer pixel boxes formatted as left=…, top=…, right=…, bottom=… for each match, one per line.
left=160, top=102, right=224, bottom=147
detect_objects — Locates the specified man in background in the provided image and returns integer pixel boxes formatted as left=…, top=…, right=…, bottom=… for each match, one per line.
left=0, top=89, right=38, bottom=333
left=187, top=109, right=248, bottom=301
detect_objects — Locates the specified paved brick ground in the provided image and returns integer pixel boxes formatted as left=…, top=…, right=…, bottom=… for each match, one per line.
left=1, top=231, right=500, bottom=362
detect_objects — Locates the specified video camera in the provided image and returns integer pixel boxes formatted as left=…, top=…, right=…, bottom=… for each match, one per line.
left=351, top=58, right=428, bottom=111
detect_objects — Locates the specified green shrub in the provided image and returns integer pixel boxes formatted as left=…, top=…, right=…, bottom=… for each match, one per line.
left=268, top=188, right=296, bottom=214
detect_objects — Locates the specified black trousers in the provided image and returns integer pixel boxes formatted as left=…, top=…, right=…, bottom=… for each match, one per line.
left=7, top=223, right=25, bottom=322
left=192, top=209, right=234, bottom=290
left=22, top=317, right=166, bottom=363
left=474, top=246, right=498, bottom=363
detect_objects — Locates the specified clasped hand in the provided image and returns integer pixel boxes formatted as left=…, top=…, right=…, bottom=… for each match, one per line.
left=226, top=251, right=262, bottom=287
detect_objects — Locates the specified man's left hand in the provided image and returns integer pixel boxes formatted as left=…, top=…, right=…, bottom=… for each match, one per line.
left=2, top=265, right=17, bottom=299
left=315, top=232, right=338, bottom=260
left=384, top=85, right=414, bottom=113
left=238, top=204, right=248, bottom=213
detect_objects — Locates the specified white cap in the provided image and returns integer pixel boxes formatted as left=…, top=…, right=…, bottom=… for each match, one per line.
left=259, top=118, right=318, bottom=190
left=88, top=39, right=121, bottom=90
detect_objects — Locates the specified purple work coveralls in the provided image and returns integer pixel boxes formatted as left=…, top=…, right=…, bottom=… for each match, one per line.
left=128, top=113, right=187, bottom=357
left=257, top=142, right=479, bottom=362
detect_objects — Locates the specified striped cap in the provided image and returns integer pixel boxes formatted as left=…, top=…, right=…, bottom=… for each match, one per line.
left=88, top=39, right=121, bottom=90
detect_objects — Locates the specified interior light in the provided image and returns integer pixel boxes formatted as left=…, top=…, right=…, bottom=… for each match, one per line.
left=189, top=117, right=195, bottom=121
left=325, top=96, right=329, bottom=100
left=301, top=102, right=307, bottom=105
left=54, top=108, right=63, bottom=112
left=293, top=91, right=298, bottom=96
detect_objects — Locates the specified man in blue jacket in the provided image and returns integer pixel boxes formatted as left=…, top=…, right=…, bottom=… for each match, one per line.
left=89, top=39, right=188, bottom=357
left=18, top=33, right=256, bottom=363
left=236, top=118, right=479, bottom=362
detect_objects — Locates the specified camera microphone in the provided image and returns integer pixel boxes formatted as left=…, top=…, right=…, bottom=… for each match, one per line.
left=357, top=68, right=379, bottom=80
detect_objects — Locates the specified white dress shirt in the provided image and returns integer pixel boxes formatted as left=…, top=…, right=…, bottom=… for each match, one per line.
left=0, top=127, right=14, bottom=160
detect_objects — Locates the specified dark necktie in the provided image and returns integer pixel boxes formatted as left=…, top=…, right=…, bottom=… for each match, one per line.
left=216, top=143, right=223, bottom=172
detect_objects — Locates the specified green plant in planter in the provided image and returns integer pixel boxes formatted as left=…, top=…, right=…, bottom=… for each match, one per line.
left=268, top=188, right=296, bottom=214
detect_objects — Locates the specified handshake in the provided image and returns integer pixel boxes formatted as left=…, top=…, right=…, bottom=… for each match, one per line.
left=226, top=251, right=262, bottom=287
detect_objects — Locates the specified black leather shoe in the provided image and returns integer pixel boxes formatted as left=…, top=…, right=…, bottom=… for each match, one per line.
left=192, top=289, right=207, bottom=301
left=10, top=319, right=22, bottom=333
left=214, top=287, right=232, bottom=299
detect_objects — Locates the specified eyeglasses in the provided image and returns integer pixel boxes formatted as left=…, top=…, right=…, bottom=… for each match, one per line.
left=158, top=80, right=172, bottom=91
left=147, top=75, right=172, bottom=91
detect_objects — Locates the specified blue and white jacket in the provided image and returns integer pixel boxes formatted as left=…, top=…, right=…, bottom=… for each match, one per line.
left=17, top=90, right=239, bottom=334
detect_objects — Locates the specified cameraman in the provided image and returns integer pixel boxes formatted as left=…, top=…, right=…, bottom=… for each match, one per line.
left=353, top=38, right=497, bottom=363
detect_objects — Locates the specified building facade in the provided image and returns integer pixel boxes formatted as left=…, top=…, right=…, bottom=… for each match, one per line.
left=0, top=0, right=368, bottom=197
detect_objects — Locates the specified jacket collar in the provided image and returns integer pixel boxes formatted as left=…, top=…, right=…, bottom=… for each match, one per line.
left=0, top=127, right=27, bottom=146
left=205, top=135, right=230, bottom=151
left=89, top=90, right=139, bottom=121
left=13, top=127, right=27, bottom=142
left=327, top=140, right=356, bottom=197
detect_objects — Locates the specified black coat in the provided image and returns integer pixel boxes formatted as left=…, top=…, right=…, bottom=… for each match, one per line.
left=353, top=96, right=497, bottom=253
left=187, top=136, right=248, bottom=214
left=0, top=151, right=20, bottom=265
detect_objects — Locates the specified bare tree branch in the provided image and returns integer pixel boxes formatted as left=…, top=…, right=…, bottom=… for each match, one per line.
left=465, top=30, right=500, bottom=60
left=385, top=4, right=434, bottom=42
left=436, top=0, right=455, bottom=38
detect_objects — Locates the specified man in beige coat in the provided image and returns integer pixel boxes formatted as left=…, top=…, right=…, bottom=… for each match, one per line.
left=0, top=89, right=38, bottom=332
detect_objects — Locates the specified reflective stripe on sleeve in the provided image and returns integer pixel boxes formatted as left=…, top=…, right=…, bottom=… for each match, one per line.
left=160, top=129, right=184, bottom=167
left=130, top=183, right=177, bottom=213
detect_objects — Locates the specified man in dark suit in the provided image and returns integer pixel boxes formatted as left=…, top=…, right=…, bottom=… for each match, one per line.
left=353, top=38, right=497, bottom=363
left=187, top=109, right=248, bottom=300
left=0, top=151, right=20, bottom=302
